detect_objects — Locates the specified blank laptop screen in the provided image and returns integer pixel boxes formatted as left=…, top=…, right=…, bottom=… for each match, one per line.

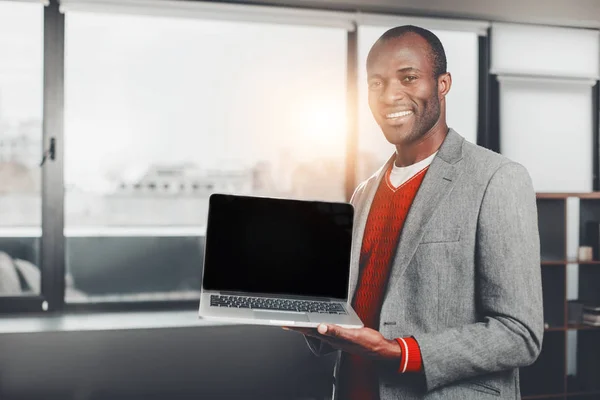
left=202, top=194, right=353, bottom=300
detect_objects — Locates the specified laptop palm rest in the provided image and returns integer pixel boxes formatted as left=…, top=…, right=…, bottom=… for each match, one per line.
left=253, top=311, right=309, bottom=322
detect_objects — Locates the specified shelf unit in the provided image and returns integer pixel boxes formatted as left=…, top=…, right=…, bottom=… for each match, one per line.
left=520, top=193, right=600, bottom=400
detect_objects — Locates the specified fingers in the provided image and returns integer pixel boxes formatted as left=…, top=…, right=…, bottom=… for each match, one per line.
left=282, top=324, right=340, bottom=336
left=282, top=327, right=319, bottom=337
left=282, top=324, right=358, bottom=342
left=318, top=324, right=356, bottom=341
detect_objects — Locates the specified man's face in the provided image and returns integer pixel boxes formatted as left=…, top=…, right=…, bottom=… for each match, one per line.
left=367, top=33, right=448, bottom=146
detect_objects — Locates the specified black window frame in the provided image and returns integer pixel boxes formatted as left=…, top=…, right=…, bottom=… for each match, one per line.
left=0, top=0, right=64, bottom=314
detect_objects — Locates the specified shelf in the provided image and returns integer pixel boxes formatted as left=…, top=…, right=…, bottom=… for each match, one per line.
left=537, top=192, right=600, bottom=199
left=523, top=391, right=600, bottom=399
left=527, top=192, right=600, bottom=398
left=524, top=392, right=600, bottom=399
left=523, top=394, right=564, bottom=399
left=567, top=324, right=600, bottom=330
left=545, top=326, right=597, bottom=331
left=567, top=390, right=600, bottom=397
left=541, top=260, right=600, bottom=265
left=545, top=325, right=600, bottom=331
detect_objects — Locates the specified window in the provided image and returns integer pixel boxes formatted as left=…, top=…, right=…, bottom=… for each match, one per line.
left=0, top=1, right=43, bottom=297
left=64, top=11, right=347, bottom=303
left=356, top=25, right=479, bottom=182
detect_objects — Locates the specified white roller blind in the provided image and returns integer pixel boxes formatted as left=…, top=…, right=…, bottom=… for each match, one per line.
left=492, top=22, right=600, bottom=79
left=499, top=77, right=593, bottom=192
left=0, top=0, right=47, bottom=4
left=59, top=0, right=356, bottom=30
left=356, top=13, right=489, bottom=36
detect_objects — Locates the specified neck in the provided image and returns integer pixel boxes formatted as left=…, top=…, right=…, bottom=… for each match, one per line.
left=394, top=122, right=448, bottom=167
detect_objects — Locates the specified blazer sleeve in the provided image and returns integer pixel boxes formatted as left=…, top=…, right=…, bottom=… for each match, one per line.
left=412, top=161, right=544, bottom=392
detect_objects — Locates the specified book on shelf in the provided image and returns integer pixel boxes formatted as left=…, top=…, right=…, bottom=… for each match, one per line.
left=582, top=304, right=600, bottom=326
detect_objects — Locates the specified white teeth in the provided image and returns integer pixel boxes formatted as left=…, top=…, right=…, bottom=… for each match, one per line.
left=386, top=110, right=413, bottom=119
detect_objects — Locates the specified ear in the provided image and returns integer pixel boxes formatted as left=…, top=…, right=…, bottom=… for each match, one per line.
left=437, top=72, right=452, bottom=98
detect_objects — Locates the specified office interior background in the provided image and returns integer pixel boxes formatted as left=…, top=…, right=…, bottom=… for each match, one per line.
left=0, top=0, right=600, bottom=398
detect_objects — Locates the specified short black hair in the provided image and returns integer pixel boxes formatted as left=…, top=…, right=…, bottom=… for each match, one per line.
left=374, top=25, right=447, bottom=77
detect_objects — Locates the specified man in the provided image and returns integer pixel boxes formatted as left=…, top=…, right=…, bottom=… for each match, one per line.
left=285, top=25, right=543, bottom=399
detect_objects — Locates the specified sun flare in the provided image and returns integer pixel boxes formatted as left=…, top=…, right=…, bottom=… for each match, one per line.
left=301, top=99, right=346, bottom=150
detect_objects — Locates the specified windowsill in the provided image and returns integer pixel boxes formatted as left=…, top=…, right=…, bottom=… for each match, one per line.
left=0, top=310, right=235, bottom=334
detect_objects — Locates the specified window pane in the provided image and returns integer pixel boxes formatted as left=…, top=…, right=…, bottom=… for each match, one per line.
left=0, top=1, right=43, bottom=297
left=64, top=11, right=347, bottom=302
left=357, top=26, right=478, bottom=182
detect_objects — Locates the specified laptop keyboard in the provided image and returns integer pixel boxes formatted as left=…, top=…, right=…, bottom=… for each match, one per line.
left=210, top=295, right=347, bottom=314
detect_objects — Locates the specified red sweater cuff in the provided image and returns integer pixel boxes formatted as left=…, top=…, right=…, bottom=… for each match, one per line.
left=394, top=337, right=423, bottom=373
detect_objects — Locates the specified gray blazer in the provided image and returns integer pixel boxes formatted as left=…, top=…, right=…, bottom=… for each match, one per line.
left=306, top=129, right=544, bottom=399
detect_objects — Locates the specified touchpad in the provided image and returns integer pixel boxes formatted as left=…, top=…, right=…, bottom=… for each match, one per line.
left=253, top=311, right=309, bottom=322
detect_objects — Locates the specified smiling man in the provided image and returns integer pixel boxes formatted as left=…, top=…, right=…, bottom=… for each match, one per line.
left=286, top=25, right=543, bottom=399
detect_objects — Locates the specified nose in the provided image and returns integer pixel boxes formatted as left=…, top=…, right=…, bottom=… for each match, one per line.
left=381, top=81, right=405, bottom=105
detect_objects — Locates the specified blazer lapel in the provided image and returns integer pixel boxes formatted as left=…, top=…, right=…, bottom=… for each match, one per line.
left=387, top=129, right=464, bottom=290
left=348, top=129, right=465, bottom=301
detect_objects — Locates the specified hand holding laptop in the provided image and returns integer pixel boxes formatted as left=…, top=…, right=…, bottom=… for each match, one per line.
left=283, top=323, right=402, bottom=361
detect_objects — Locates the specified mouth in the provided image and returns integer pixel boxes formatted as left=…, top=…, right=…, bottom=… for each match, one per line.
left=385, top=110, right=414, bottom=121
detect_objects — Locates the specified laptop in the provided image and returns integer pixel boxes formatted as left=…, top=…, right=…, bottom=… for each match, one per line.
left=198, top=193, right=363, bottom=329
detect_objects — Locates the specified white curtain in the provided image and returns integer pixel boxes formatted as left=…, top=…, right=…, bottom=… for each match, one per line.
left=59, top=0, right=356, bottom=30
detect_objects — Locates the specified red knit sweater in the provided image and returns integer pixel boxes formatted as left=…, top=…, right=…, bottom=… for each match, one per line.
left=338, top=165, right=426, bottom=400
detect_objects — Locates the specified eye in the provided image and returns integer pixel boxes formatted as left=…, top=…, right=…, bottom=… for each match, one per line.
left=404, top=75, right=418, bottom=83
left=369, top=80, right=383, bottom=90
